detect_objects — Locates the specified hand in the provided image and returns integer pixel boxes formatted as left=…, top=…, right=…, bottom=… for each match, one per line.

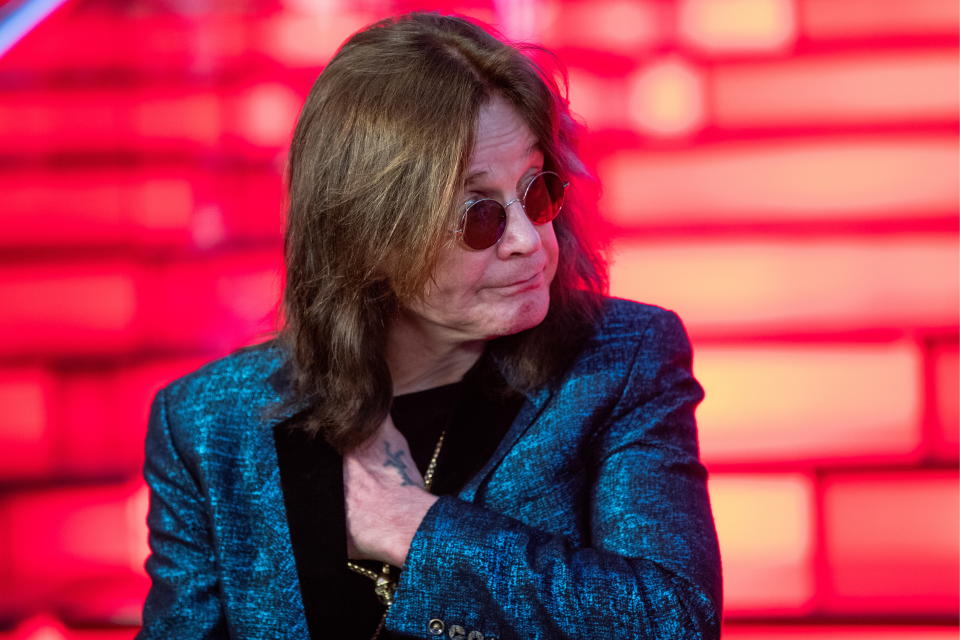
left=343, top=413, right=439, bottom=567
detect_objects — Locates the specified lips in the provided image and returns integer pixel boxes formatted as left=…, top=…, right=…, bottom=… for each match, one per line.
left=504, top=272, right=540, bottom=288
left=494, top=270, right=544, bottom=294
left=498, top=259, right=547, bottom=288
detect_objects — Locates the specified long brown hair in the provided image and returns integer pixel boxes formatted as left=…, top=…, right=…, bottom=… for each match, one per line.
left=274, top=12, right=608, bottom=452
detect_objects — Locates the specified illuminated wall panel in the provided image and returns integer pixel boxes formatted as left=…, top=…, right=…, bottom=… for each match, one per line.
left=0, top=264, right=141, bottom=357
left=0, top=256, right=282, bottom=358
left=222, top=82, right=303, bottom=148
left=0, top=483, right=148, bottom=586
left=822, top=471, right=959, bottom=614
left=90, top=358, right=212, bottom=472
left=723, top=625, right=960, bottom=640
left=0, top=358, right=210, bottom=483
left=678, top=0, right=796, bottom=54
left=801, top=0, right=960, bottom=40
left=0, top=85, right=301, bottom=156
left=0, top=172, right=194, bottom=248
left=538, top=0, right=668, bottom=57
left=185, top=171, right=285, bottom=246
left=56, top=373, right=115, bottom=477
left=143, top=252, right=282, bottom=352
left=609, top=237, right=959, bottom=335
left=713, top=51, right=959, bottom=127
left=709, top=473, right=815, bottom=613
left=0, top=169, right=283, bottom=249
left=540, top=0, right=664, bottom=55
left=0, top=9, right=404, bottom=73
left=696, top=342, right=921, bottom=464
left=932, top=342, right=959, bottom=458
left=512, top=53, right=960, bottom=139
left=627, top=57, right=706, bottom=137
left=600, top=137, right=958, bottom=225
left=58, top=358, right=209, bottom=477
left=0, top=484, right=149, bottom=629
left=0, top=619, right=138, bottom=640
left=260, top=11, right=382, bottom=66
left=565, top=68, right=629, bottom=130
left=573, top=63, right=959, bottom=141
left=0, top=89, right=216, bottom=153
left=1, top=14, right=250, bottom=72
left=0, top=368, right=56, bottom=479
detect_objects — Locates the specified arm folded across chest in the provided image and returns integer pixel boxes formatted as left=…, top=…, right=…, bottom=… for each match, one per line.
left=386, top=308, right=722, bottom=640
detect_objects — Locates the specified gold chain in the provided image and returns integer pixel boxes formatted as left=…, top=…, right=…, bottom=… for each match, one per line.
left=346, top=429, right=447, bottom=614
left=423, top=429, right=445, bottom=489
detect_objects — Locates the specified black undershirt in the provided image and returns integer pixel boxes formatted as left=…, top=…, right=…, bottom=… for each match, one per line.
left=347, top=353, right=525, bottom=638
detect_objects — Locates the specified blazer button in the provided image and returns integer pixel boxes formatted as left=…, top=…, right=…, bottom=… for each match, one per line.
left=467, top=631, right=484, bottom=640
left=448, top=624, right=466, bottom=638
left=428, top=618, right=444, bottom=635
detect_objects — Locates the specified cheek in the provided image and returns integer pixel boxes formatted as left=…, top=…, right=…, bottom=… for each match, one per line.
left=424, top=250, right=490, bottom=305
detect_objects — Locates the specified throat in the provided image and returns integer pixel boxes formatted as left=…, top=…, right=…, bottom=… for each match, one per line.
left=386, top=307, right=487, bottom=395
left=389, top=344, right=484, bottom=395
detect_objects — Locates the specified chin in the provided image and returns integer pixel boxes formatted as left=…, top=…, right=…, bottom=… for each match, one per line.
left=486, top=292, right=550, bottom=338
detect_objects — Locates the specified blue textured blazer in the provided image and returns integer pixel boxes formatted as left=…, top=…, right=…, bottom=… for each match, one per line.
left=137, top=298, right=723, bottom=639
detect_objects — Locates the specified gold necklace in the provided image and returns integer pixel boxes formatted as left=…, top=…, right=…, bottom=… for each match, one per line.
left=346, top=429, right=446, bottom=608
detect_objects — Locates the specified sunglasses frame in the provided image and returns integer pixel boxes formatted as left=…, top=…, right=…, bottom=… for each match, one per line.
left=453, top=170, right=570, bottom=251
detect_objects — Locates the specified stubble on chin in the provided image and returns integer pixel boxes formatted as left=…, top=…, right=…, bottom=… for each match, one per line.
left=503, top=294, right=551, bottom=337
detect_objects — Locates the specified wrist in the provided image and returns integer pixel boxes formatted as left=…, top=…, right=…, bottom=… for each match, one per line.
left=386, top=490, right=439, bottom=567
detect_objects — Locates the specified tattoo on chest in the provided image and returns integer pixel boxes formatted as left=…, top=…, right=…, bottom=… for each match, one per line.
left=382, top=442, right=418, bottom=486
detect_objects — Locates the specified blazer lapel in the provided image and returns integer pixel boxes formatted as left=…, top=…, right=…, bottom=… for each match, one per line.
left=456, top=385, right=552, bottom=503
left=251, top=414, right=312, bottom=638
left=272, top=413, right=352, bottom=637
left=257, top=357, right=357, bottom=639
left=254, top=359, right=334, bottom=639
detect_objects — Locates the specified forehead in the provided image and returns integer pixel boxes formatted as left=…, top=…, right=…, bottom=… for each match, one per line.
left=466, top=96, right=542, bottom=180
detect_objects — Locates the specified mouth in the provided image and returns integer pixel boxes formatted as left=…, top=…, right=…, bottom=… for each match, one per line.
left=496, top=270, right=544, bottom=294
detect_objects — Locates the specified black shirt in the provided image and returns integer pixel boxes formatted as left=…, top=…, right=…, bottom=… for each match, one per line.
left=394, top=363, right=524, bottom=495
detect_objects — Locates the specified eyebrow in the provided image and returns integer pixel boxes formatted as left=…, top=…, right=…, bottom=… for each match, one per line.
left=464, top=142, right=542, bottom=185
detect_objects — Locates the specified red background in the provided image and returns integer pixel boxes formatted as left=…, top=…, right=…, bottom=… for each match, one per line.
left=0, top=0, right=957, bottom=637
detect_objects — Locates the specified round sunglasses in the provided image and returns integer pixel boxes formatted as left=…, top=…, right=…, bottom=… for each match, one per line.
left=453, top=170, right=569, bottom=250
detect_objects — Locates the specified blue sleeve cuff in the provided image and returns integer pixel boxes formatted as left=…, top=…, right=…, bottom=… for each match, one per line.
left=385, top=494, right=518, bottom=638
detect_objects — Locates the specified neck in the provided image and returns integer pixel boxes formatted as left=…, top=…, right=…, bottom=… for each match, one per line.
left=387, top=311, right=485, bottom=396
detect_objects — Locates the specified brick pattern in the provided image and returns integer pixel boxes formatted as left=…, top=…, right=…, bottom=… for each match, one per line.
left=0, top=0, right=956, bottom=636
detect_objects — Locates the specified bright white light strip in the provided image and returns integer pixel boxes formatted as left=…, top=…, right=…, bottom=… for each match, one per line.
left=0, top=0, right=69, bottom=58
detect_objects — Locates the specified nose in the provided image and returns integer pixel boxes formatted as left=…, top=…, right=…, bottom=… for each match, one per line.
left=496, top=199, right=542, bottom=257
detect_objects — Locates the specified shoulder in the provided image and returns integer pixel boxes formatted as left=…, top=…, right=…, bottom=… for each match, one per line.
left=533, top=297, right=693, bottom=406
left=561, top=297, right=696, bottom=399
left=157, top=338, right=289, bottom=442
left=164, top=338, right=284, bottom=402
left=587, top=296, right=691, bottom=355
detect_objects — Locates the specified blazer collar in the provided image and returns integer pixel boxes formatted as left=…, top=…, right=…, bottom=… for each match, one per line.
left=260, top=344, right=550, bottom=423
left=256, top=345, right=555, bottom=500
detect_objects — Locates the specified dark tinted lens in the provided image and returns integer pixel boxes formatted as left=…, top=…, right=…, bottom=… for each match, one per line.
left=462, top=199, right=506, bottom=250
left=523, top=172, right=565, bottom=224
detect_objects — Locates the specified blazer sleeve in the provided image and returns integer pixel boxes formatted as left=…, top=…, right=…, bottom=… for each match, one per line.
left=137, top=386, right=228, bottom=639
left=385, top=308, right=722, bottom=639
